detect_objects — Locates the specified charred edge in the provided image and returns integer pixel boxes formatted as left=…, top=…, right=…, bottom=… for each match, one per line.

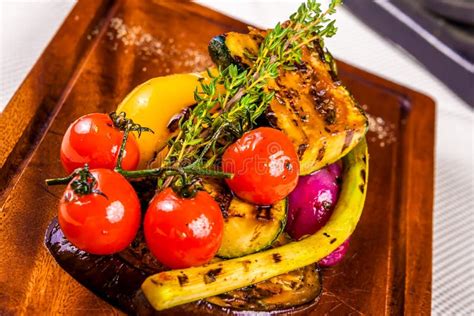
left=294, top=62, right=308, bottom=72
left=360, top=169, right=366, bottom=183
left=314, top=39, right=326, bottom=63
left=256, top=206, right=273, bottom=221
left=250, top=230, right=262, bottom=242
left=233, top=55, right=244, bottom=65
left=316, top=145, right=326, bottom=162
left=216, top=193, right=233, bottom=219
left=250, top=32, right=264, bottom=43
left=310, top=84, right=337, bottom=125
left=177, top=274, right=189, bottom=286
left=359, top=184, right=365, bottom=194
left=324, top=108, right=336, bottom=125
left=272, top=253, right=282, bottom=263
left=323, top=232, right=331, bottom=238
left=266, top=109, right=279, bottom=127
left=242, top=260, right=251, bottom=272
left=284, top=89, right=301, bottom=117
left=150, top=279, right=161, bottom=286
left=330, top=238, right=337, bottom=244
left=204, top=268, right=223, bottom=284
left=274, top=92, right=285, bottom=105
left=342, top=129, right=354, bottom=153
left=297, top=143, right=309, bottom=159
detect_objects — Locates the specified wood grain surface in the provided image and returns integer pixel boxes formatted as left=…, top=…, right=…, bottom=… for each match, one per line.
left=0, top=0, right=434, bottom=315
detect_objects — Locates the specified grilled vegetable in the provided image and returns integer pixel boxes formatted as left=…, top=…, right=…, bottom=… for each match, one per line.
left=206, top=264, right=321, bottom=311
left=116, top=73, right=202, bottom=168
left=141, top=139, right=368, bottom=310
left=204, top=180, right=287, bottom=259
left=206, top=234, right=321, bottom=311
left=209, top=31, right=368, bottom=175
left=286, top=162, right=341, bottom=240
left=319, top=237, right=350, bottom=267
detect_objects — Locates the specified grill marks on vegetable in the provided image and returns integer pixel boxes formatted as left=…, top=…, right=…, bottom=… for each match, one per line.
left=359, top=168, right=367, bottom=193
left=217, top=197, right=287, bottom=258
left=203, top=180, right=233, bottom=218
left=204, top=268, right=222, bottom=284
left=268, top=45, right=367, bottom=173
left=177, top=273, right=189, bottom=286
left=297, top=143, right=309, bottom=159
left=342, top=129, right=355, bottom=153
left=205, top=264, right=322, bottom=311
left=204, top=179, right=287, bottom=259
left=272, top=253, right=282, bottom=263
left=209, top=30, right=368, bottom=175
left=256, top=205, right=273, bottom=221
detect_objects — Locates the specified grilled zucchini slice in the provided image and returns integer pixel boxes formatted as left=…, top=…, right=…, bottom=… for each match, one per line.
left=204, top=180, right=287, bottom=259
left=209, top=30, right=368, bottom=175
left=206, top=263, right=321, bottom=311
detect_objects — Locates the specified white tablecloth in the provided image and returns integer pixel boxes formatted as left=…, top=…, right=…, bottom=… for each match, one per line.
left=1, top=1, right=473, bottom=314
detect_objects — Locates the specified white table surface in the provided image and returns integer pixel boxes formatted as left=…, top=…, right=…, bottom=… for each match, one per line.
left=1, top=0, right=473, bottom=314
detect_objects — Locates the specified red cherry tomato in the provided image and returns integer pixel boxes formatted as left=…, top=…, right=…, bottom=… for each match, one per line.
left=58, top=169, right=141, bottom=255
left=144, top=188, right=224, bottom=269
left=222, top=127, right=300, bottom=205
left=60, top=113, right=139, bottom=173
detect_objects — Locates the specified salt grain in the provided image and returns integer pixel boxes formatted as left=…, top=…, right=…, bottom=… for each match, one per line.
left=362, top=105, right=397, bottom=147
left=101, top=17, right=212, bottom=71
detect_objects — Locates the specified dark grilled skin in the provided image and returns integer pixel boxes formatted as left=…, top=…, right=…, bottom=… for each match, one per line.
left=209, top=30, right=368, bottom=175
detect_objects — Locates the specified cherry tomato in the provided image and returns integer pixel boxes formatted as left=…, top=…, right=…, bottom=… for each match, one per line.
left=60, top=113, right=139, bottom=173
left=222, top=127, right=300, bottom=205
left=144, top=188, right=224, bottom=269
left=58, top=169, right=141, bottom=255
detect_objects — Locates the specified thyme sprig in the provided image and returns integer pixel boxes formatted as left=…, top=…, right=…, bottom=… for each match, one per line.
left=45, top=0, right=342, bottom=198
left=161, top=0, right=342, bottom=189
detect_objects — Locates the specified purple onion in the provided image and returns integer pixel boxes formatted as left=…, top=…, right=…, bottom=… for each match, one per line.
left=286, top=163, right=342, bottom=240
left=319, top=238, right=350, bottom=267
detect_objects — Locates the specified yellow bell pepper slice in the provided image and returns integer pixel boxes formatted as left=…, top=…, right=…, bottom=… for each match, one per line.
left=116, top=73, right=202, bottom=168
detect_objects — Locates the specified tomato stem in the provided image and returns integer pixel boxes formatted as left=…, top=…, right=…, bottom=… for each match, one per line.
left=115, top=125, right=130, bottom=170
left=117, top=166, right=233, bottom=179
left=45, top=175, right=74, bottom=185
left=46, top=166, right=232, bottom=186
left=111, top=111, right=154, bottom=170
left=45, top=164, right=107, bottom=197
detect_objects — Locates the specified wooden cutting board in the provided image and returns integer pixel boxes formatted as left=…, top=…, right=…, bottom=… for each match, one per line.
left=0, top=0, right=434, bottom=315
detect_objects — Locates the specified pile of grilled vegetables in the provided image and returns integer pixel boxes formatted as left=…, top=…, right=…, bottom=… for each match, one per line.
left=45, top=1, right=369, bottom=314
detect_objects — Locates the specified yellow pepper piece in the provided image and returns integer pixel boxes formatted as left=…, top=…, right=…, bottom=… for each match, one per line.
left=116, top=73, right=202, bottom=168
